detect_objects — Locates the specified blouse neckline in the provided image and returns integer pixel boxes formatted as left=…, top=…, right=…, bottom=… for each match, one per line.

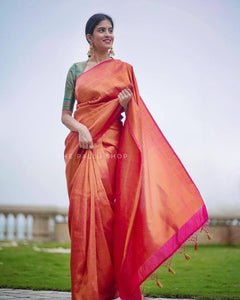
left=76, top=58, right=116, bottom=81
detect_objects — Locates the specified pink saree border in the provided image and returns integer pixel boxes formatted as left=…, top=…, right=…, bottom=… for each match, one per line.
left=131, top=204, right=208, bottom=298
left=75, top=58, right=117, bottom=83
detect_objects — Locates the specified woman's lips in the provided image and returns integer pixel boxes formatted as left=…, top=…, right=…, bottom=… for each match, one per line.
left=103, top=39, right=111, bottom=44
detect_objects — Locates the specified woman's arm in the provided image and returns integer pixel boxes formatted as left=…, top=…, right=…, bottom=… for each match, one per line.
left=61, top=110, right=93, bottom=149
left=61, top=85, right=132, bottom=149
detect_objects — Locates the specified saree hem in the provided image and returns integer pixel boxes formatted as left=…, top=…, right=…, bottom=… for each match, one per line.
left=130, top=205, right=208, bottom=298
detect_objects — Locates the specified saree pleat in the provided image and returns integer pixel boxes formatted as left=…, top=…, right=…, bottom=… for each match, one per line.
left=66, top=126, right=121, bottom=300
left=64, top=59, right=208, bottom=300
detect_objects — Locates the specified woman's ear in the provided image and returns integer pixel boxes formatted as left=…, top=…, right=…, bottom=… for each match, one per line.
left=86, top=34, right=92, bottom=44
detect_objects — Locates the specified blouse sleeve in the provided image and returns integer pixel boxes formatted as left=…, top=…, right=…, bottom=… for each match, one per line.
left=62, top=64, right=76, bottom=112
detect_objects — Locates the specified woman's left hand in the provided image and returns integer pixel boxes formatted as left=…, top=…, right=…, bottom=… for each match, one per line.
left=118, top=87, right=132, bottom=112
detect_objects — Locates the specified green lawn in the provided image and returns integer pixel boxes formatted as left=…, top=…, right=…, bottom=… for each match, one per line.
left=0, top=241, right=71, bottom=291
left=0, top=242, right=239, bottom=299
left=144, top=245, right=240, bottom=300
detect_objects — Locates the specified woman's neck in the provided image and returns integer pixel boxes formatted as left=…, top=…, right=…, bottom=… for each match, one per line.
left=89, top=51, right=111, bottom=64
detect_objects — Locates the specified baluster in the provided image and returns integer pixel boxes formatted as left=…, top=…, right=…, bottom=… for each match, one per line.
left=23, top=214, right=28, bottom=240
left=28, top=215, right=33, bottom=240
left=7, top=214, right=12, bottom=240
left=4, top=213, right=9, bottom=240
left=13, top=214, right=18, bottom=240
left=0, top=213, right=4, bottom=240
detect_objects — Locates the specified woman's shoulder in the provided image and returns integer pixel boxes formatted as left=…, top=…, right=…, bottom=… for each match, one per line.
left=67, top=61, right=88, bottom=78
left=69, top=61, right=87, bottom=71
left=73, top=61, right=88, bottom=68
left=114, top=59, right=133, bottom=70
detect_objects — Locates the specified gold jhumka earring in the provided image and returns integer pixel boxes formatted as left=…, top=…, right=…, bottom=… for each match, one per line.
left=109, top=47, right=115, bottom=57
left=87, top=42, right=94, bottom=57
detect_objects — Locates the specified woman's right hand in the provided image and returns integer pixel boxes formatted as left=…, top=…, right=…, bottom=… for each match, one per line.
left=78, top=124, right=93, bottom=149
left=118, top=87, right=132, bottom=113
left=61, top=110, right=93, bottom=149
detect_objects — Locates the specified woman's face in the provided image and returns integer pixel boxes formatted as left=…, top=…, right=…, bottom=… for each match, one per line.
left=87, top=19, right=114, bottom=53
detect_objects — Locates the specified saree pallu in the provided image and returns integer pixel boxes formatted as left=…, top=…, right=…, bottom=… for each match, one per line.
left=64, top=59, right=208, bottom=300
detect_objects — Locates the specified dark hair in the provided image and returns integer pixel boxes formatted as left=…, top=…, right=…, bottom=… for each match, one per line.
left=85, top=13, right=114, bottom=43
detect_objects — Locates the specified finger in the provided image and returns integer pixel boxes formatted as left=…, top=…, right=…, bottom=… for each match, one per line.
left=121, top=90, right=129, bottom=98
left=119, top=89, right=127, bottom=96
left=79, top=143, right=85, bottom=149
left=124, top=88, right=132, bottom=97
left=79, top=138, right=86, bottom=147
left=118, top=94, right=123, bottom=101
left=80, top=142, right=87, bottom=149
left=124, top=92, right=132, bottom=99
left=126, top=88, right=133, bottom=96
left=126, top=88, right=133, bottom=95
left=124, top=87, right=132, bottom=94
left=85, top=140, right=91, bottom=149
left=89, top=141, right=94, bottom=149
left=86, top=133, right=93, bottom=147
left=81, top=135, right=93, bottom=149
left=87, top=139, right=93, bottom=149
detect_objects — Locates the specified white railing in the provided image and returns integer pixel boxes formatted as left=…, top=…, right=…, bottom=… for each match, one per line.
left=0, top=205, right=239, bottom=244
left=0, top=205, right=69, bottom=242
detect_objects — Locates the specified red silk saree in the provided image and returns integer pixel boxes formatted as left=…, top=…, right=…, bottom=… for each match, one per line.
left=64, top=59, right=209, bottom=300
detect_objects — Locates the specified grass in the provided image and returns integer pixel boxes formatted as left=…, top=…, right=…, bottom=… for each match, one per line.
left=0, top=242, right=239, bottom=299
left=144, top=245, right=240, bottom=299
left=0, top=241, right=71, bottom=291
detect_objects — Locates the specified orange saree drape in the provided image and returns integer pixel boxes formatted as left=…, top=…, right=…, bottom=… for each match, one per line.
left=64, top=59, right=208, bottom=300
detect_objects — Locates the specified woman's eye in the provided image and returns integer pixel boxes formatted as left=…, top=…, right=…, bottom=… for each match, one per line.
left=97, top=27, right=113, bottom=33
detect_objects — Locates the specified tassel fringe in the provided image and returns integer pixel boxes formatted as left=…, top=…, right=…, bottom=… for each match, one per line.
left=140, top=285, right=145, bottom=299
left=207, top=232, right=212, bottom=240
left=142, top=220, right=210, bottom=293
left=156, top=279, right=163, bottom=288
left=168, top=267, right=176, bottom=275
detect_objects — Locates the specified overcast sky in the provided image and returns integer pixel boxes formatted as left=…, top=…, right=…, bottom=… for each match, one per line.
left=0, top=0, right=240, bottom=217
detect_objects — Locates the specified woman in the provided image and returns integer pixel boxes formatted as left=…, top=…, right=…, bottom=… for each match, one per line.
left=62, top=13, right=209, bottom=300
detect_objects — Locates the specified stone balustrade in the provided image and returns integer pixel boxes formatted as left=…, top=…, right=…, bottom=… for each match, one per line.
left=0, top=205, right=239, bottom=245
left=0, top=205, right=69, bottom=242
left=197, top=212, right=240, bottom=246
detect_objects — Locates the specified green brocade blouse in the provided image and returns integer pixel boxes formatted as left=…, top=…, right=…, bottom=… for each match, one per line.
left=62, top=61, right=87, bottom=112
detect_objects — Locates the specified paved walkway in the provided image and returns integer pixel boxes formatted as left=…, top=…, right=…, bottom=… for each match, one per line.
left=0, top=289, right=194, bottom=300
